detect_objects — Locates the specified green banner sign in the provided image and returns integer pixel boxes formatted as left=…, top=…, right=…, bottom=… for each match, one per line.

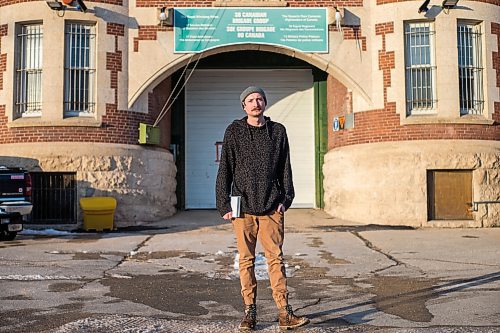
left=174, top=8, right=328, bottom=53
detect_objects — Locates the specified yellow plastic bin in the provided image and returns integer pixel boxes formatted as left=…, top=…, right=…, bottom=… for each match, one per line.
left=79, top=197, right=117, bottom=231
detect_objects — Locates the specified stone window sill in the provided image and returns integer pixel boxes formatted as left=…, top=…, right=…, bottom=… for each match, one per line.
left=401, top=114, right=494, bottom=126
left=7, top=117, right=102, bottom=128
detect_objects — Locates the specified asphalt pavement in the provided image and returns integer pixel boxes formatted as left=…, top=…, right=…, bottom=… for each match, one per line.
left=0, top=209, right=499, bottom=333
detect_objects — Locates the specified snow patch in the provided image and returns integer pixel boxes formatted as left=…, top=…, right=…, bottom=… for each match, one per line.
left=229, top=253, right=299, bottom=281
left=20, top=229, right=74, bottom=236
left=0, top=274, right=81, bottom=281
left=108, top=274, right=132, bottom=279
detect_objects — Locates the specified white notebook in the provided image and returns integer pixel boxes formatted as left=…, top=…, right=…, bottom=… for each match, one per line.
left=231, top=196, right=241, bottom=218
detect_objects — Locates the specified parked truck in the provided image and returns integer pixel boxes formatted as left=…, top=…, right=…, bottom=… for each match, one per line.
left=0, top=166, right=33, bottom=240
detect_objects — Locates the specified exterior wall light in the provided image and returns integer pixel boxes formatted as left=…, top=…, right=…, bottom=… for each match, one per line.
left=159, top=7, right=174, bottom=26
left=442, top=0, right=459, bottom=8
left=46, top=1, right=66, bottom=10
left=47, top=0, right=87, bottom=12
left=62, top=0, right=87, bottom=12
left=328, top=7, right=360, bottom=27
left=334, top=7, right=343, bottom=32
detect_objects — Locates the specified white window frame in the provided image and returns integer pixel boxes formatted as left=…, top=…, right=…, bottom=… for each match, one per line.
left=64, top=21, right=96, bottom=117
left=14, top=23, right=43, bottom=118
left=404, top=21, right=437, bottom=115
left=457, top=20, right=484, bottom=116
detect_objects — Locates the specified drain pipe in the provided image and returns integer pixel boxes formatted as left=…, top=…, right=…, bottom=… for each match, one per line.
left=472, top=201, right=500, bottom=212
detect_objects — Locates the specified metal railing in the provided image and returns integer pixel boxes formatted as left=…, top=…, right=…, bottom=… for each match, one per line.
left=472, top=201, right=500, bottom=212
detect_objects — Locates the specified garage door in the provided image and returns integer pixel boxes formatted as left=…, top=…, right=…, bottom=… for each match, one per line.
left=185, top=69, right=315, bottom=209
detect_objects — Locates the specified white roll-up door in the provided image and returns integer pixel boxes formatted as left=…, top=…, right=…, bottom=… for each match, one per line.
left=185, top=69, right=314, bottom=209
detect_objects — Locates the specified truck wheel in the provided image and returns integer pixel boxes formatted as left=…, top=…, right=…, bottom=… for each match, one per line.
left=0, top=231, right=17, bottom=241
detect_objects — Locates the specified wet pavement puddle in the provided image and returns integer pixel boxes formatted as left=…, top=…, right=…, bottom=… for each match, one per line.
left=364, top=276, right=440, bottom=322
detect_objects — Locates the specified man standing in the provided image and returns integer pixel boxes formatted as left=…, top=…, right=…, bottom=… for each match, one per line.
left=216, top=86, right=309, bottom=331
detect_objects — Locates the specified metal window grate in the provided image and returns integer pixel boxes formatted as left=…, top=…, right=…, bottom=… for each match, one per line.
left=457, top=22, right=484, bottom=115
left=15, top=24, right=43, bottom=118
left=30, top=172, right=77, bottom=224
left=404, top=21, right=437, bottom=115
left=64, top=22, right=96, bottom=116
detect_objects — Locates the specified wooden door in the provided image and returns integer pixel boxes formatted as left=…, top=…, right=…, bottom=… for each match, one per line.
left=427, top=170, right=473, bottom=220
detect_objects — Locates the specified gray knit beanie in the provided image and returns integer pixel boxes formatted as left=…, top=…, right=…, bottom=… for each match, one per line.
left=240, top=86, right=267, bottom=105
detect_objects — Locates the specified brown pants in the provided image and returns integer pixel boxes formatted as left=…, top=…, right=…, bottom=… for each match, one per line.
left=232, top=211, right=288, bottom=308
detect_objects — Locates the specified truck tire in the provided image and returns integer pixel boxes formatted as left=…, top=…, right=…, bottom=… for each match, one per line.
left=0, top=230, right=17, bottom=241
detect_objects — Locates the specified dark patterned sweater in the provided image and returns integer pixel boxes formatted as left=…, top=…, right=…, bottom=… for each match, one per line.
left=215, top=116, right=294, bottom=216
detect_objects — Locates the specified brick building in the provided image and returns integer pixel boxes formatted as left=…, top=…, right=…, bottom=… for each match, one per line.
left=0, top=0, right=498, bottom=227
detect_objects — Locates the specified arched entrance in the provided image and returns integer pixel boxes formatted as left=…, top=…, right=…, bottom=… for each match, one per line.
left=167, top=50, right=329, bottom=210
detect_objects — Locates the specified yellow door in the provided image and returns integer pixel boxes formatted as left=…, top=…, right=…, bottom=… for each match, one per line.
left=428, top=170, right=473, bottom=220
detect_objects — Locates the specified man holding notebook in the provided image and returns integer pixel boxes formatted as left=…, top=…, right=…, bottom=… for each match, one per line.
left=215, top=86, right=309, bottom=331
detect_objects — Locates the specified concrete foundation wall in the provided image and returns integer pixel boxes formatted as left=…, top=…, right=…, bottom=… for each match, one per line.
left=323, top=140, right=500, bottom=228
left=0, top=143, right=177, bottom=227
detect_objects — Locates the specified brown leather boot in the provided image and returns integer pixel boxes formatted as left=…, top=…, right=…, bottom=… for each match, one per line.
left=278, top=305, right=310, bottom=330
left=239, top=304, right=257, bottom=331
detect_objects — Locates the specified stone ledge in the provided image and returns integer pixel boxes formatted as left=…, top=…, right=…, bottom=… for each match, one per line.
left=7, top=117, right=101, bottom=128
left=400, top=114, right=495, bottom=126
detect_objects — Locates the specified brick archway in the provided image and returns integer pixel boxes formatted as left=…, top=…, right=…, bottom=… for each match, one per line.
left=128, top=44, right=371, bottom=110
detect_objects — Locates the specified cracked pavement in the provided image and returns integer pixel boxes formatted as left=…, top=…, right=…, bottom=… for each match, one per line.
left=0, top=209, right=499, bottom=333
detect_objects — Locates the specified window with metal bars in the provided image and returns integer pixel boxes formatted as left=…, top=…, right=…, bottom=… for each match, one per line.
left=64, top=22, right=96, bottom=116
left=404, top=21, right=437, bottom=115
left=457, top=21, right=484, bottom=115
left=15, top=23, right=43, bottom=118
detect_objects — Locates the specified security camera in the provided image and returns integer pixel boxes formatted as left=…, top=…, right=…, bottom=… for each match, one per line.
left=418, top=0, right=430, bottom=13
left=75, top=0, right=87, bottom=12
